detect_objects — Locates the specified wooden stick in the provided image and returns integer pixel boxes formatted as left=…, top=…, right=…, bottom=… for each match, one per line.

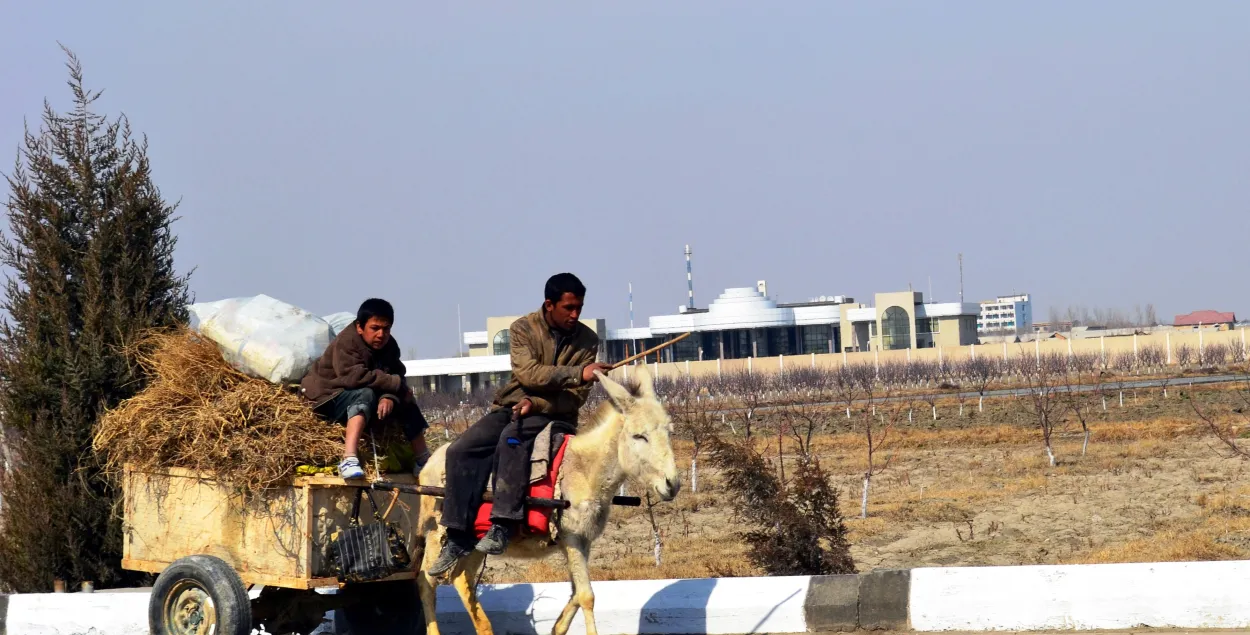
left=609, top=332, right=692, bottom=370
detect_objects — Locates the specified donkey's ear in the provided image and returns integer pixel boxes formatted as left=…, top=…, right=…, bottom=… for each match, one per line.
left=634, top=365, right=656, bottom=399
left=597, top=370, right=635, bottom=412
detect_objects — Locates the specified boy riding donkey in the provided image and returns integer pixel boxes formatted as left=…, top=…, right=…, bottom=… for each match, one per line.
left=429, top=273, right=610, bottom=575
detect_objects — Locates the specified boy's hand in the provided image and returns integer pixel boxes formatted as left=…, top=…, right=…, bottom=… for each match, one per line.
left=378, top=398, right=394, bottom=420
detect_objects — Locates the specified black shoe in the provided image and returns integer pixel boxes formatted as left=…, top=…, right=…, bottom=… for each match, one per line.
left=475, top=523, right=512, bottom=555
left=428, top=532, right=472, bottom=576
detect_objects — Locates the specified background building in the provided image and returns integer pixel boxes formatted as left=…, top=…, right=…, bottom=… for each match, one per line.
left=978, top=294, right=1033, bottom=337
left=409, top=282, right=981, bottom=394
left=1174, top=310, right=1237, bottom=330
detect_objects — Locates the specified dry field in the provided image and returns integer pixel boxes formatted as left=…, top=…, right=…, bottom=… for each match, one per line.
left=481, top=384, right=1250, bottom=584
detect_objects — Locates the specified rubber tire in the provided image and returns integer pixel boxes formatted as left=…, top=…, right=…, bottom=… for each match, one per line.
left=332, top=580, right=423, bottom=635
left=149, top=555, right=252, bottom=635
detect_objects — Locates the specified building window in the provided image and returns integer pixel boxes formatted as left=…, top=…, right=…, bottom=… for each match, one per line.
left=492, top=329, right=510, bottom=356
left=917, top=318, right=940, bottom=334
left=881, top=306, right=911, bottom=350
left=670, top=334, right=700, bottom=362
left=802, top=325, right=832, bottom=354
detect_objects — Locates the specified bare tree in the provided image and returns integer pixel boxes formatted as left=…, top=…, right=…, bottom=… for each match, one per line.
left=1139, top=345, right=1165, bottom=374
left=667, top=375, right=717, bottom=494
left=912, top=359, right=943, bottom=420
left=1191, top=376, right=1250, bottom=460
left=1232, top=340, right=1249, bottom=367
left=940, top=358, right=969, bottom=417
left=725, top=369, right=770, bottom=439
left=1063, top=353, right=1099, bottom=455
left=964, top=356, right=1000, bottom=412
left=1204, top=342, right=1229, bottom=369
left=1144, top=303, right=1159, bottom=326
left=1110, top=351, right=1136, bottom=407
left=831, top=365, right=864, bottom=421
left=1048, top=306, right=1064, bottom=329
left=1019, top=352, right=1070, bottom=466
left=853, top=367, right=904, bottom=518
left=1175, top=344, right=1196, bottom=368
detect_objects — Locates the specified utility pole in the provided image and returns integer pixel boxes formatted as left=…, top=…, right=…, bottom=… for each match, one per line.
left=685, top=244, right=694, bottom=309
left=456, top=304, right=462, bottom=357
left=958, top=253, right=964, bottom=304
left=629, top=282, right=634, bottom=328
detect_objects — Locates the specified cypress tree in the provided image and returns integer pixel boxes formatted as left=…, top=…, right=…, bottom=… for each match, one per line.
left=0, top=47, right=191, bottom=592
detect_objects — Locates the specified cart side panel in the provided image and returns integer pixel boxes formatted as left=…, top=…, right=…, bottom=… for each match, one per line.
left=308, top=485, right=423, bottom=577
left=123, top=468, right=310, bottom=581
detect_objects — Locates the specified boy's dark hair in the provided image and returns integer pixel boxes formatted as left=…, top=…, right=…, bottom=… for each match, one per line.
left=357, top=298, right=395, bottom=326
left=545, top=273, right=586, bottom=303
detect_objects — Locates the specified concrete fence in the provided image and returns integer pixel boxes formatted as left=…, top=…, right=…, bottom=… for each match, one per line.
left=614, top=327, right=1249, bottom=382
left=6, top=560, right=1250, bottom=634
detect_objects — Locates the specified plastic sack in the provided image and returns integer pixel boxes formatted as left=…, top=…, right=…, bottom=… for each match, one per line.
left=188, top=294, right=334, bottom=384
left=322, top=312, right=357, bottom=337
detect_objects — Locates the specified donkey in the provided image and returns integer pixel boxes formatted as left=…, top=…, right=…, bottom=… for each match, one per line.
left=415, top=367, right=679, bottom=635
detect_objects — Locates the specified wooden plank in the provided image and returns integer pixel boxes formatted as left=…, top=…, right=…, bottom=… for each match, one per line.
left=122, top=469, right=310, bottom=584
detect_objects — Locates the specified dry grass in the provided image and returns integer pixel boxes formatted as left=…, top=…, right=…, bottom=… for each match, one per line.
left=1070, top=486, right=1250, bottom=564
left=514, top=534, right=757, bottom=583
left=93, top=329, right=352, bottom=495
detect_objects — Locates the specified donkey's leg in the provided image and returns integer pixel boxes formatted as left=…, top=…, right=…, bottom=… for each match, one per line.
left=418, top=534, right=444, bottom=635
left=552, top=537, right=597, bottom=635
left=451, top=551, right=494, bottom=635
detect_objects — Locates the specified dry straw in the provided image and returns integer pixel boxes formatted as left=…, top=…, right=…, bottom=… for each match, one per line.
left=94, top=328, right=367, bottom=495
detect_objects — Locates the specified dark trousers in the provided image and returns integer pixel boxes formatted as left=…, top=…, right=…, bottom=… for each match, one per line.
left=313, top=387, right=428, bottom=441
left=440, top=409, right=574, bottom=532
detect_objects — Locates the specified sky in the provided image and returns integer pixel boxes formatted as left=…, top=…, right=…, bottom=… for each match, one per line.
left=2, top=2, right=1248, bottom=358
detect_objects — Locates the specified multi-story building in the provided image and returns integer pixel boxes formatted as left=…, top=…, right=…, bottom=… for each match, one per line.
left=978, top=294, right=1032, bottom=336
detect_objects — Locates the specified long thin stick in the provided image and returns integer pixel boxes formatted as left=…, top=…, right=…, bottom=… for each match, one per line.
left=610, top=332, right=692, bottom=370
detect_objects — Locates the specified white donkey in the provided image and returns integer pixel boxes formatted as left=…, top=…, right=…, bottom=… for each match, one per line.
left=416, top=367, right=679, bottom=635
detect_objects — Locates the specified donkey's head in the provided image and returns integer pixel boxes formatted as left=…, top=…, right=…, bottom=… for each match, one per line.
left=595, top=367, right=680, bottom=502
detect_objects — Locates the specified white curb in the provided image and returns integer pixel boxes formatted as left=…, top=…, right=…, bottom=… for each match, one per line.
left=910, top=560, right=1250, bottom=631
left=433, top=575, right=811, bottom=635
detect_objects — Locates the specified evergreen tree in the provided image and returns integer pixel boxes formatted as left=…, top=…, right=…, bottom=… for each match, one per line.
left=0, top=47, right=191, bottom=592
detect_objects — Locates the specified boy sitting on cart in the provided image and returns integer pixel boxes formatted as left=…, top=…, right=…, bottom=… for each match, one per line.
left=300, top=298, right=431, bottom=480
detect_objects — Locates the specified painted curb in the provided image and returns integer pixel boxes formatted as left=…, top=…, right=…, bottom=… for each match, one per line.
left=0, top=590, right=149, bottom=635
left=909, top=560, right=1250, bottom=631
left=859, top=569, right=909, bottom=631
left=433, top=576, right=812, bottom=635
left=803, top=575, right=859, bottom=632
left=7, top=560, right=1250, bottom=634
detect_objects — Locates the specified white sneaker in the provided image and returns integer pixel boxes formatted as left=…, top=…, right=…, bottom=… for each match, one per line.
left=339, top=456, right=365, bottom=480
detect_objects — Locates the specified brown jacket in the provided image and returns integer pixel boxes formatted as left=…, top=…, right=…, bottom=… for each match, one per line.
left=492, top=309, right=600, bottom=422
left=300, top=325, right=408, bottom=408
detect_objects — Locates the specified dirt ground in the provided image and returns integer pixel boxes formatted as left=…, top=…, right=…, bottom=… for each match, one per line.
left=479, top=385, right=1250, bottom=584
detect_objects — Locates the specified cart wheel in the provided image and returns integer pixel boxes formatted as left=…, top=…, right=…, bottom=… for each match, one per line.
left=149, top=555, right=252, bottom=635
left=333, top=580, right=423, bottom=635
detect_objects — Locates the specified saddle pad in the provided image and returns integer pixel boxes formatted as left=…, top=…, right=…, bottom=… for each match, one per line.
left=474, top=434, right=572, bottom=539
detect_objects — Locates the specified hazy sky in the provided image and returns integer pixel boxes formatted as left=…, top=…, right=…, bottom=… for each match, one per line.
left=3, top=2, right=1248, bottom=357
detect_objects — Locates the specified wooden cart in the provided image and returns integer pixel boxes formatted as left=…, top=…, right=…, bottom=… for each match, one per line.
left=121, top=465, right=425, bottom=635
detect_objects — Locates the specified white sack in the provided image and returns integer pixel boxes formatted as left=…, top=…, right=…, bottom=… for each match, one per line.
left=322, top=312, right=357, bottom=337
left=188, top=294, right=334, bottom=384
